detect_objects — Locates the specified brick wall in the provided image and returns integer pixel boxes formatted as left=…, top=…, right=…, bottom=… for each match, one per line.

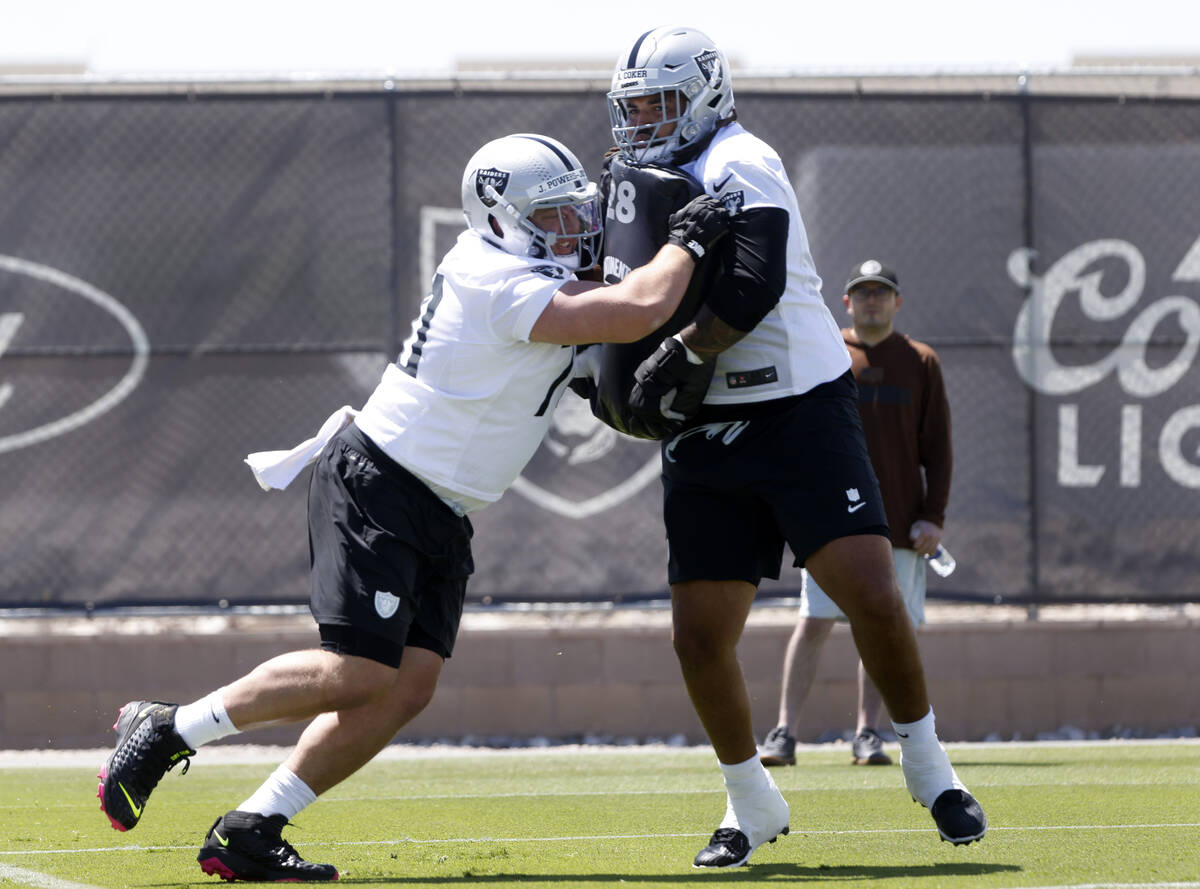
left=2, top=608, right=1197, bottom=750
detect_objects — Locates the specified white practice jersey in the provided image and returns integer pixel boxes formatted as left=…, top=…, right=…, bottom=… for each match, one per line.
left=355, top=229, right=576, bottom=509
left=680, top=122, right=850, bottom=402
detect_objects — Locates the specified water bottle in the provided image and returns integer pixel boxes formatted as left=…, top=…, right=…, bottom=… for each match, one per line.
left=926, top=545, right=956, bottom=578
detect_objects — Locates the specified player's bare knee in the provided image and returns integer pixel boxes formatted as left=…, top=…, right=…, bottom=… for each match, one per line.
left=673, top=626, right=737, bottom=668
left=865, top=582, right=907, bottom=618
left=835, top=581, right=906, bottom=630
left=320, top=652, right=397, bottom=708
left=397, top=673, right=439, bottom=719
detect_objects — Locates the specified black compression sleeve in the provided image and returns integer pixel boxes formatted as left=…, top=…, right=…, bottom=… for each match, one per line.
left=704, top=206, right=790, bottom=333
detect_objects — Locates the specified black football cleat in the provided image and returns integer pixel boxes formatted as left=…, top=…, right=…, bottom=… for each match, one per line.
left=930, top=789, right=988, bottom=845
left=693, top=781, right=790, bottom=869
left=693, top=825, right=789, bottom=868
left=97, top=701, right=194, bottom=831
left=694, top=827, right=752, bottom=867
left=197, top=810, right=339, bottom=882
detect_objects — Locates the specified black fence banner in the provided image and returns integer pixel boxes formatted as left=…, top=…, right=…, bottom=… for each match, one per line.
left=1, top=83, right=1197, bottom=607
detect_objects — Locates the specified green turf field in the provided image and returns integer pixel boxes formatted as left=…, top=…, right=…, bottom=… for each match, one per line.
left=1, top=741, right=1198, bottom=888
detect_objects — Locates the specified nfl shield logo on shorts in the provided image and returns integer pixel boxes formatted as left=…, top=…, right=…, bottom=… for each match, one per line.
left=374, top=590, right=401, bottom=619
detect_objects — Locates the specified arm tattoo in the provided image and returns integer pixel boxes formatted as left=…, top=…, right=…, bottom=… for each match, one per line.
left=678, top=305, right=746, bottom=360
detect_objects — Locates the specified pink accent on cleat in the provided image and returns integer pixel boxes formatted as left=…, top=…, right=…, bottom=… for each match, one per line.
left=197, top=857, right=313, bottom=883
left=198, top=857, right=238, bottom=881
left=96, top=767, right=128, bottom=832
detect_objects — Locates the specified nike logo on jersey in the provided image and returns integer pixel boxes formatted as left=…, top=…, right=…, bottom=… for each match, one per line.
left=847, top=502, right=867, bottom=513
left=713, top=173, right=734, bottom=192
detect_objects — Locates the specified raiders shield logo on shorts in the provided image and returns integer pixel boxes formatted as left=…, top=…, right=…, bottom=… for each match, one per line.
left=374, top=590, right=401, bottom=619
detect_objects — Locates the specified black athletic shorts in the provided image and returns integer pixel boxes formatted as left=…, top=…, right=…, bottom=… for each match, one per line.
left=307, top=423, right=474, bottom=668
left=661, top=371, right=888, bottom=586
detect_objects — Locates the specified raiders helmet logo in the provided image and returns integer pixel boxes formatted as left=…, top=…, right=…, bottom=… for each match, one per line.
left=475, top=167, right=511, bottom=207
left=693, top=49, right=723, bottom=87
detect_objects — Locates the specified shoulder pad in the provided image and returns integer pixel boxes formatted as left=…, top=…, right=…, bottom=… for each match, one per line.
left=609, top=156, right=705, bottom=196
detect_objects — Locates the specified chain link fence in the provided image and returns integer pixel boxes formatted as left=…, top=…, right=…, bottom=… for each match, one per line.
left=1, top=73, right=1198, bottom=608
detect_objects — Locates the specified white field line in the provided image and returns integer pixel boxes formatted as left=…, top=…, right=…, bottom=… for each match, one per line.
left=0, top=863, right=103, bottom=889
left=318, top=776, right=1200, bottom=802
left=3, top=772, right=1198, bottom=813
left=6, top=774, right=1198, bottom=814
left=4, top=821, right=1199, bottom=856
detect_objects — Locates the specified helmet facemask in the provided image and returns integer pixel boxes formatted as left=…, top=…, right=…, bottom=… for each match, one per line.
left=608, top=26, right=735, bottom=165
left=608, top=89, right=692, bottom=165
left=462, top=134, right=603, bottom=272
left=484, top=181, right=603, bottom=271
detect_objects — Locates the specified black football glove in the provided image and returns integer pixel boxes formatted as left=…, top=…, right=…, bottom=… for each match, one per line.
left=666, top=194, right=730, bottom=263
left=628, top=334, right=716, bottom=437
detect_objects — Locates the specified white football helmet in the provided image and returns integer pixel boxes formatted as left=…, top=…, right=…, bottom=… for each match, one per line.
left=608, top=26, right=735, bottom=164
left=461, top=133, right=602, bottom=270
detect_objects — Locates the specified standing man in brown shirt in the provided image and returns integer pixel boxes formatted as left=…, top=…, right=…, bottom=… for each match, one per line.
left=758, top=259, right=953, bottom=768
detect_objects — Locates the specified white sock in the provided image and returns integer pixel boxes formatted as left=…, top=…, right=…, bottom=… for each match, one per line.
left=892, top=708, right=965, bottom=805
left=892, top=708, right=941, bottom=760
left=238, top=765, right=318, bottom=821
left=717, top=755, right=788, bottom=843
left=719, top=754, right=771, bottom=799
left=174, top=690, right=239, bottom=749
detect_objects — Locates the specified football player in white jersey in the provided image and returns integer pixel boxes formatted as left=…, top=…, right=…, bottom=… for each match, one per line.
left=604, top=27, right=987, bottom=866
left=95, top=132, right=730, bottom=882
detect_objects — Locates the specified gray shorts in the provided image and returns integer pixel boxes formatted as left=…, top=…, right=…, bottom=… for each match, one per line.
left=799, top=547, right=927, bottom=626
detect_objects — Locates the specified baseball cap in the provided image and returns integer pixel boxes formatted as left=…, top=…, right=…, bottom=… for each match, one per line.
left=845, top=259, right=899, bottom=293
